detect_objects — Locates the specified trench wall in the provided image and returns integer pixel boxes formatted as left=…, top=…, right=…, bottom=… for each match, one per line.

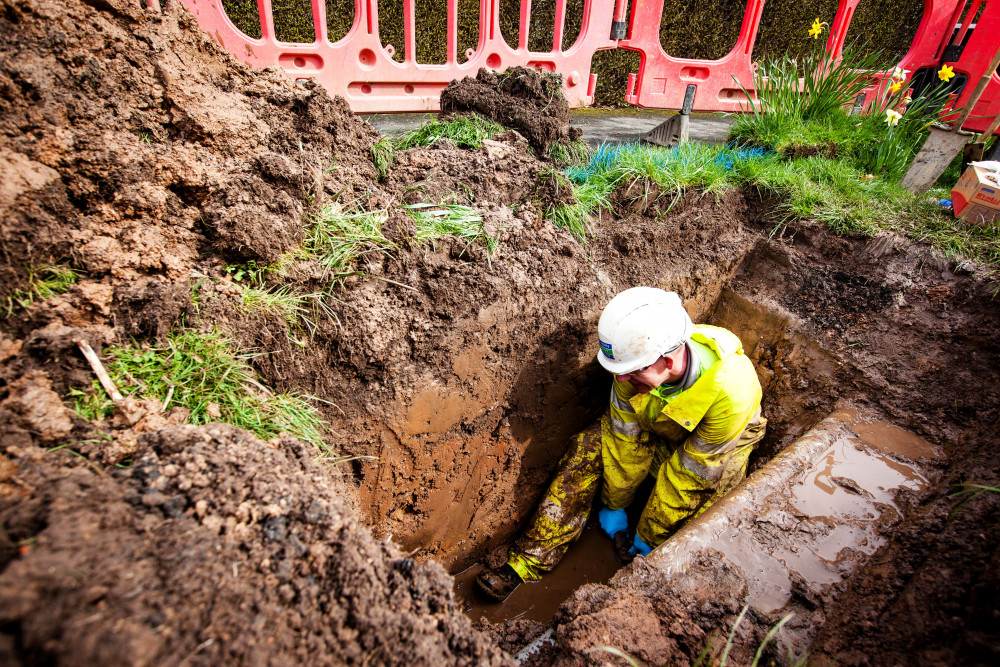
left=332, top=191, right=777, bottom=570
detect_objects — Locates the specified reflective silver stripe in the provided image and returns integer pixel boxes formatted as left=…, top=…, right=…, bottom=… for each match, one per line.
left=610, top=387, right=632, bottom=413
left=610, top=415, right=643, bottom=438
left=687, top=432, right=741, bottom=455
left=678, top=447, right=721, bottom=482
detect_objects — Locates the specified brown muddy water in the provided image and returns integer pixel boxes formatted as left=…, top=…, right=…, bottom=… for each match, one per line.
left=454, top=520, right=621, bottom=624
left=682, top=408, right=942, bottom=614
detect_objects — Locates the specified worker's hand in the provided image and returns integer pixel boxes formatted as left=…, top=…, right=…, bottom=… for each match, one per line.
left=598, top=506, right=628, bottom=539
left=631, top=535, right=653, bottom=556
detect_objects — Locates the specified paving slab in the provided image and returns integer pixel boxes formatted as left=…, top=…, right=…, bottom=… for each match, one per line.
left=362, top=109, right=734, bottom=146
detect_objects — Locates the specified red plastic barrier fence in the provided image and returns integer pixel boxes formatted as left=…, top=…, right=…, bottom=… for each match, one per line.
left=175, top=0, right=626, bottom=112
left=913, top=0, right=1000, bottom=135
left=171, top=0, right=999, bottom=134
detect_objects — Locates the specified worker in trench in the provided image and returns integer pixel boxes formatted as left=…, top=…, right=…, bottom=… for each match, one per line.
left=476, top=286, right=767, bottom=601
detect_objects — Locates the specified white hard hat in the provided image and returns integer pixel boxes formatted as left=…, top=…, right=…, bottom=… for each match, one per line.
left=596, top=287, right=693, bottom=375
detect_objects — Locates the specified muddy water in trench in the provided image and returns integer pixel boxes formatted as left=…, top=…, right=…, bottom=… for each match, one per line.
left=659, top=408, right=943, bottom=614
left=453, top=521, right=622, bottom=623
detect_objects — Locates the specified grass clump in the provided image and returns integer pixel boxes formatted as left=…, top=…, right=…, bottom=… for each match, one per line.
left=550, top=142, right=768, bottom=240
left=238, top=285, right=335, bottom=339
left=738, top=154, right=1000, bottom=267
left=729, top=32, right=954, bottom=182
left=305, top=202, right=395, bottom=282
left=547, top=139, right=590, bottom=166
left=547, top=180, right=613, bottom=241
left=371, top=138, right=395, bottom=180
left=403, top=203, right=499, bottom=255
left=950, top=482, right=1000, bottom=515
left=6, top=264, right=80, bottom=315
left=69, top=330, right=330, bottom=452
left=223, top=258, right=292, bottom=287
left=568, top=142, right=767, bottom=194
left=560, top=140, right=999, bottom=267
left=395, top=113, right=505, bottom=150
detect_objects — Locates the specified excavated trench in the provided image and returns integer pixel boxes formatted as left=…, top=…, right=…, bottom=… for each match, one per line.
left=2, top=1, right=999, bottom=665
left=447, top=284, right=844, bottom=627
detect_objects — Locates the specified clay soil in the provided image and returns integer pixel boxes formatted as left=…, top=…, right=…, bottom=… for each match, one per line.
left=1, top=1, right=998, bottom=665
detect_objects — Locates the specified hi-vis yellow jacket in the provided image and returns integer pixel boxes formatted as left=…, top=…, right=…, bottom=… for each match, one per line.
left=601, top=324, right=765, bottom=544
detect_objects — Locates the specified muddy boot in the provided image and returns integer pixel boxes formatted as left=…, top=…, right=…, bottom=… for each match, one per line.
left=614, top=532, right=636, bottom=564
left=475, top=564, right=523, bottom=602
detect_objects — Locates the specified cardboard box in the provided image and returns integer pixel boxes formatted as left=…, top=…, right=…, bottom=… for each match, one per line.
left=951, top=163, right=1000, bottom=225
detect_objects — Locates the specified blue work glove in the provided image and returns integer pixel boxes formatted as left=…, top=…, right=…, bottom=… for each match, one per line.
left=631, top=534, right=653, bottom=556
left=598, top=506, right=628, bottom=539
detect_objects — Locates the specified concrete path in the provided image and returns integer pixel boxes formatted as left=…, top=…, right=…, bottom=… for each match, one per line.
left=362, top=109, right=734, bottom=146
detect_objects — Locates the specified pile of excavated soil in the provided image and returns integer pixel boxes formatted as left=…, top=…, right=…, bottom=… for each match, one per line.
left=0, top=369, right=506, bottom=665
left=440, top=66, right=582, bottom=153
left=2, top=0, right=999, bottom=665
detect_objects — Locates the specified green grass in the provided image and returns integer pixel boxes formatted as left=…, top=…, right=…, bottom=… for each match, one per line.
left=551, top=142, right=763, bottom=240
left=559, top=141, right=1000, bottom=268
left=547, top=180, right=613, bottom=241
left=547, top=139, right=591, bottom=166
left=304, top=203, right=395, bottom=282
left=730, top=41, right=954, bottom=182
left=694, top=606, right=802, bottom=667
left=394, top=113, right=505, bottom=150
left=68, top=330, right=331, bottom=452
left=402, top=203, right=499, bottom=255
left=950, top=482, right=1000, bottom=516
left=371, top=138, right=395, bottom=180
left=223, top=258, right=294, bottom=287
left=742, top=43, right=890, bottom=123
left=238, top=285, right=335, bottom=341
left=740, top=155, right=1000, bottom=266
left=6, top=264, right=80, bottom=315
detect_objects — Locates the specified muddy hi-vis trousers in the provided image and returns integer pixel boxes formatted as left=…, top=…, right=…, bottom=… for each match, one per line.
left=507, top=410, right=766, bottom=582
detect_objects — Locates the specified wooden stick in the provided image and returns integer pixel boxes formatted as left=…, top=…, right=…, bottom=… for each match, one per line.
left=75, top=339, right=124, bottom=402
left=976, top=112, right=1000, bottom=143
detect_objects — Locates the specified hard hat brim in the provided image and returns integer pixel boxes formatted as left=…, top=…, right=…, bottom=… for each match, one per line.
left=596, top=350, right=660, bottom=375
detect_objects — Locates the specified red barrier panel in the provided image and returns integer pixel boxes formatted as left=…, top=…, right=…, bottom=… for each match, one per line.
left=176, top=0, right=623, bottom=112
left=174, top=0, right=999, bottom=132
left=618, top=0, right=764, bottom=112
left=925, top=0, right=1000, bottom=134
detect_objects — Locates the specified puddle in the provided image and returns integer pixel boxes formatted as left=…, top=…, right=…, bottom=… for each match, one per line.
left=453, top=520, right=622, bottom=624
left=676, top=412, right=940, bottom=612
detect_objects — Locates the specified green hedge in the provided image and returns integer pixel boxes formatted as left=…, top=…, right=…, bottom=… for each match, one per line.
left=221, top=0, right=924, bottom=106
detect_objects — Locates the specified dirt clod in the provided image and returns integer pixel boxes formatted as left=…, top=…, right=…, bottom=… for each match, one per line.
left=440, top=66, right=581, bottom=153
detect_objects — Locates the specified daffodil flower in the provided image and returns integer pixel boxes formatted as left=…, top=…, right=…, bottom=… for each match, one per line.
left=889, top=80, right=903, bottom=93
left=885, top=109, right=902, bottom=126
left=891, top=66, right=910, bottom=80
left=808, top=18, right=826, bottom=39
left=938, top=64, right=956, bottom=82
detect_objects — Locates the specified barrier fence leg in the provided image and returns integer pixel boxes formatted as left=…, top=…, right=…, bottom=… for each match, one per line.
left=643, top=84, right=696, bottom=147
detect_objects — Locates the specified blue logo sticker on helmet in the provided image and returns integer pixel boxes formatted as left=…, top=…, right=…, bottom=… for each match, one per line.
left=599, top=340, right=614, bottom=359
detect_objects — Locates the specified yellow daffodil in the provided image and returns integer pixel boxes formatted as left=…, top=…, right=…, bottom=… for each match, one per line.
left=938, top=64, right=956, bottom=82
left=889, top=80, right=903, bottom=93
left=808, top=18, right=826, bottom=39
left=885, top=109, right=902, bottom=126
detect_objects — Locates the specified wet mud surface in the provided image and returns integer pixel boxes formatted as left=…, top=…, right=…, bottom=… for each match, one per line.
left=1, top=0, right=999, bottom=665
left=454, top=521, right=621, bottom=626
